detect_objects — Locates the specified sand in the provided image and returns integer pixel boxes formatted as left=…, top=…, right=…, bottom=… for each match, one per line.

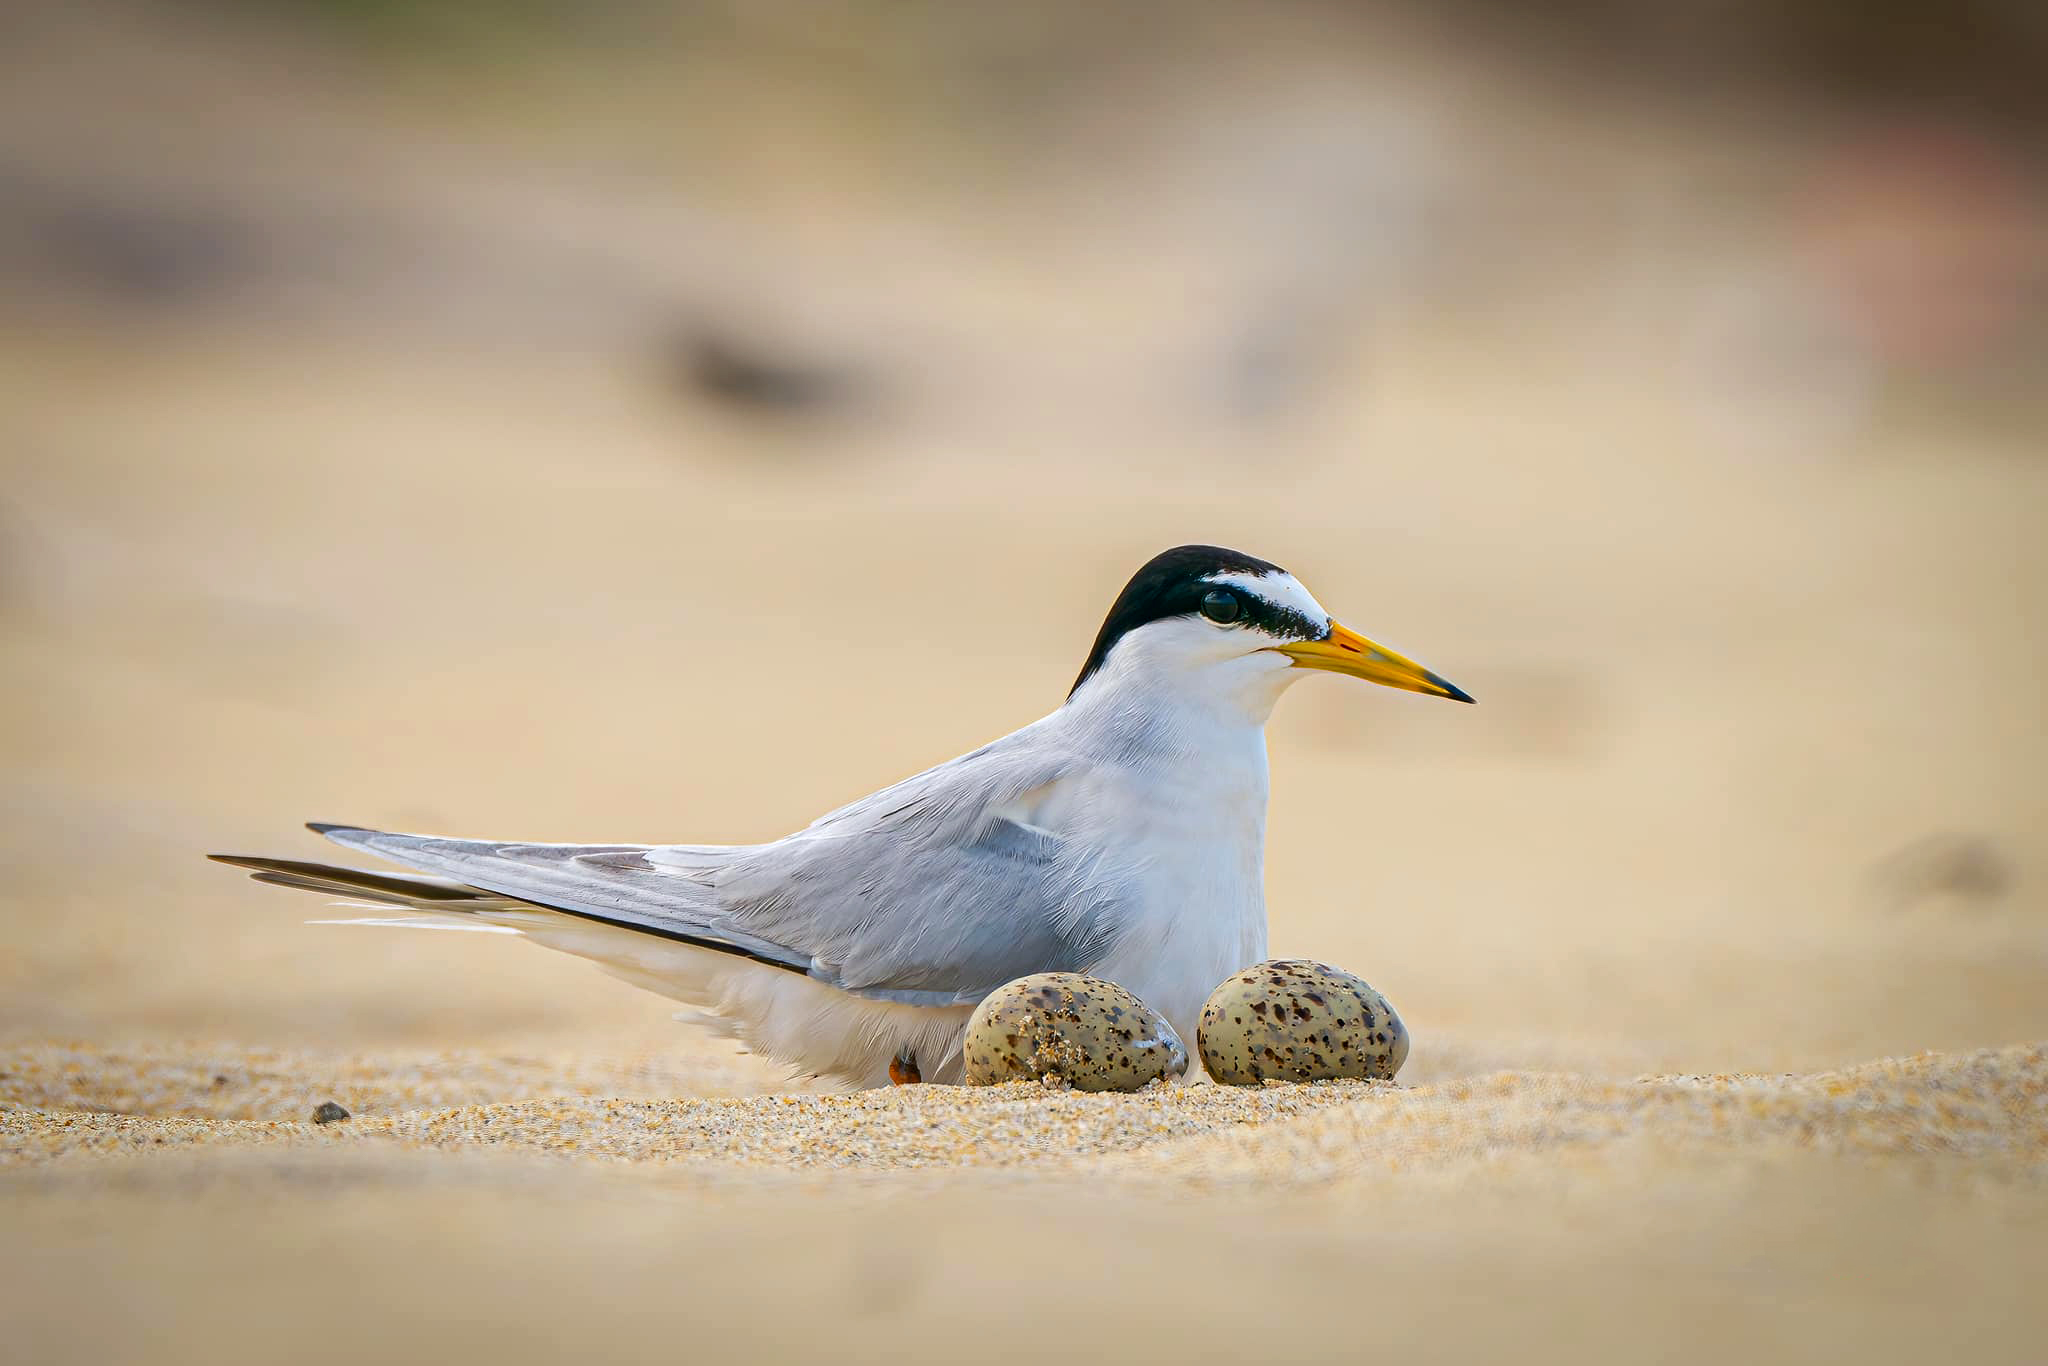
left=5, top=1039, right=2046, bottom=1364
left=8, top=1040, right=2045, bottom=1176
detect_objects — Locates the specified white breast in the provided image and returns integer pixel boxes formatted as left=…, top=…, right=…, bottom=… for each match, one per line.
left=1089, top=741, right=1270, bottom=1043
left=1013, top=715, right=1273, bottom=1049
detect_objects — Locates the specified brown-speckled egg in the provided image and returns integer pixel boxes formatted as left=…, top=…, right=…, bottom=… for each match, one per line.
left=1197, top=959, right=1408, bottom=1086
left=961, top=973, right=1188, bottom=1091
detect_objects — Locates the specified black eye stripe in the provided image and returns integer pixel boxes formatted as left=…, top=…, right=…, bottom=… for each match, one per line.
left=1221, top=590, right=1325, bottom=643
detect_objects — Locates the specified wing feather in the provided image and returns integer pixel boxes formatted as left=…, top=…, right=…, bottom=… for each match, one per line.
left=309, top=826, right=813, bottom=975
left=306, top=728, right=1130, bottom=1005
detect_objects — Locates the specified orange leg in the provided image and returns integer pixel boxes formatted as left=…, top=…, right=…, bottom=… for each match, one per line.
left=888, top=1046, right=922, bottom=1086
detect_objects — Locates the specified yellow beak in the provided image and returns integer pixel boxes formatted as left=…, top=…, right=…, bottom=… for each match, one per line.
left=1273, top=620, right=1474, bottom=703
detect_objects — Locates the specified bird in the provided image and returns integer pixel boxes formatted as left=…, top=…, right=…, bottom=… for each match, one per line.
left=211, top=545, right=1471, bottom=1087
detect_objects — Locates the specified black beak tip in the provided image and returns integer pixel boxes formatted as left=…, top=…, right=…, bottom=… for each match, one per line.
left=1434, top=676, right=1476, bottom=704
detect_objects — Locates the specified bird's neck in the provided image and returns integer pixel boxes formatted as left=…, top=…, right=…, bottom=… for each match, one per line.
left=1056, top=652, right=1295, bottom=766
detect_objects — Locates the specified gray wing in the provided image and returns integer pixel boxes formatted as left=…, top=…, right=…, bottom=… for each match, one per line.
left=311, top=732, right=1128, bottom=1006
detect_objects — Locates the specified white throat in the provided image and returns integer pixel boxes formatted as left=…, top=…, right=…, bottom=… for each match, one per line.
left=1061, top=616, right=1306, bottom=742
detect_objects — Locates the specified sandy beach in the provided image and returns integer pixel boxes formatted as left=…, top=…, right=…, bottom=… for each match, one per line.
left=5, top=1039, right=2046, bottom=1363
left=6, top=4, right=2048, bottom=1361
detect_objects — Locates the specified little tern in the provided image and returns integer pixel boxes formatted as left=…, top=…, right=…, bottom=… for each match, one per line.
left=212, top=545, right=1471, bottom=1086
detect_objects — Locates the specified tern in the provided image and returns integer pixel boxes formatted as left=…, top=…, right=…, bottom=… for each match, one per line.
left=212, top=545, right=1471, bottom=1086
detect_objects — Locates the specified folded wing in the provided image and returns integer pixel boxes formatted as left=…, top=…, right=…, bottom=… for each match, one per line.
left=300, top=737, right=1127, bottom=1006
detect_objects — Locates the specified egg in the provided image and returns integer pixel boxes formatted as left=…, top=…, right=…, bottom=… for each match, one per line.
left=961, top=973, right=1189, bottom=1091
left=1197, top=959, right=1408, bottom=1086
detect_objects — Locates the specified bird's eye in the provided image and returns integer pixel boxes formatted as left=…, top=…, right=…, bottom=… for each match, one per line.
left=1199, top=590, right=1241, bottom=625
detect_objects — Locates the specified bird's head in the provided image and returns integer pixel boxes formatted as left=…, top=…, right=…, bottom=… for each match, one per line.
left=1068, top=545, right=1472, bottom=723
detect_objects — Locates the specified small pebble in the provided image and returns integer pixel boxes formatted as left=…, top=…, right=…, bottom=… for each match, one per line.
left=311, top=1101, right=351, bottom=1124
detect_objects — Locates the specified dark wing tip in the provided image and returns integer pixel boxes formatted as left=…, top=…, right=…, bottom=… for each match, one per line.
left=305, top=822, right=361, bottom=837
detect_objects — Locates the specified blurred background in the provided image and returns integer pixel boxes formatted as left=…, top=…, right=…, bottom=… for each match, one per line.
left=3, top=0, right=2045, bottom=1083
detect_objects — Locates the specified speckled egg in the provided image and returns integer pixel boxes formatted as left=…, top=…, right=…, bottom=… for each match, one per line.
left=961, top=973, right=1188, bottom=1091
left=1197, top=959, right=1408, bottom=1086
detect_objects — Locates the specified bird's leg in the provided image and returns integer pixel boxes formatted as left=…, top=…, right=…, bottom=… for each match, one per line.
left=888, top=1045, right=922, bottom=1086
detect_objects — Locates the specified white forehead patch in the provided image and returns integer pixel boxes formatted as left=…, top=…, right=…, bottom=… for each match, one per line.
left=1201, top=569, right=1332, bottom=628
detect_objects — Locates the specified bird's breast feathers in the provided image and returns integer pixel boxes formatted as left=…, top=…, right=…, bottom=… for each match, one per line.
left=1019, top=739, right=1272, bottom=1034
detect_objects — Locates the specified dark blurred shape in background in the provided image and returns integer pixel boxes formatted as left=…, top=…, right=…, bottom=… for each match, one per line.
left=663, top=321, right=873, bottom=418
left=1871, top=831, right=2017, bottom=914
